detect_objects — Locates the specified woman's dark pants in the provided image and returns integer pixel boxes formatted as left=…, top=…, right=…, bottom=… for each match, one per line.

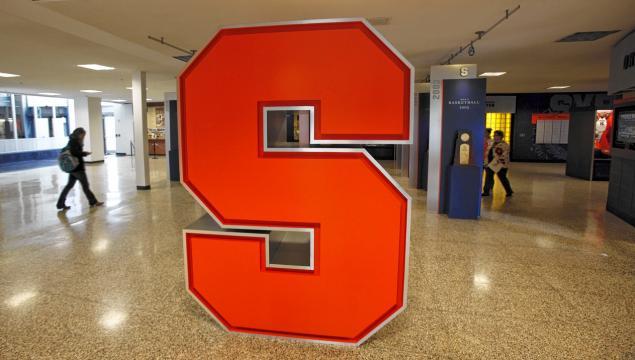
left=57, top=171, right=97, bottom=206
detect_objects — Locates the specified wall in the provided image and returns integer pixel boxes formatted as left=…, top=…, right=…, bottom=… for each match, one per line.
left=509, top=92, right=611, bottom=161
left=565, top=110, right=596, bottom=179
left=0, top=137, right=68, bottom=155
left=266, top=111, right=288, bottom=146
left=147, top=105, right=158, bottom=129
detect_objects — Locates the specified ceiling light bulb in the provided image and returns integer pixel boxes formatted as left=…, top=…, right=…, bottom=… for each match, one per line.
left=479, top=72, right=506, bottom=77
left=77, top=64, right=115, bottom=71
left=80, top=90, right=102, bottom=93
left=0, top=72, right=20, bottom=78
left=547, top=85, right=571, bottom=89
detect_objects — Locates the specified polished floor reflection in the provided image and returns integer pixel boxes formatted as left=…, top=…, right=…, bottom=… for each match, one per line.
left=1, top=157, right=634, bottom=359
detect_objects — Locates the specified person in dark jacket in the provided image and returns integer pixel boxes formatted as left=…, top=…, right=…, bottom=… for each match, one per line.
left=56, top=128, right=103, bottom=210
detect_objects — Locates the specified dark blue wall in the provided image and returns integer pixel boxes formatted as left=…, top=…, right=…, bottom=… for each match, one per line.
left=417, top=93, right=430, bottom=189
left=0, top=149, right=59, bottom=164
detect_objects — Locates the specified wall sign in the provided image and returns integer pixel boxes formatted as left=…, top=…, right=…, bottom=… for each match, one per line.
left=178, top=19, right=412, bottom=346
left=485, top=96, right=516, bottom=113
left=531, top=113, right=570, bottom=144
left=609, top=30, right=635, bottom=94
left=549, top=93, right=611, bottom=112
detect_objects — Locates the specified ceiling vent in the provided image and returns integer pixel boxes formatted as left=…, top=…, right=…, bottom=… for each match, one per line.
left=367, top=17, right=391, bottom=26
left=173, top=55, right=194, bottom=62
left=556, top=30, right=620, bottom=42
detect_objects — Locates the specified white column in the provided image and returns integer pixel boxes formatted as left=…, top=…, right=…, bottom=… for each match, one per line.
left=73, top=96, right=104, bottom=162
left=132, top=71, right=150, bottom=189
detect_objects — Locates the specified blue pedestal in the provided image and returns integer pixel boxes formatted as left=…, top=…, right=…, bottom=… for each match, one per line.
left=447, top=164, right=482, bottom=220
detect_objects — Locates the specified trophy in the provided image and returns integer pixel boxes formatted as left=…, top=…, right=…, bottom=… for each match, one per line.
left=454, top=130, right=472, bottom=165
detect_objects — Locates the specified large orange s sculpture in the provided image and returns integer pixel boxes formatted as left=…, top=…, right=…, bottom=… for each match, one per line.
left=179, top=19, right=412, bottom=346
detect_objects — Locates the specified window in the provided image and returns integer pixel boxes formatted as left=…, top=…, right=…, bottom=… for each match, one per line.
left=486, top=112, right=512, bottom=144
left=24, top=95, right=72, bottom=138
left=0, top=93, right=15, bottom=139
left=14, top=95, right=28, bottom=139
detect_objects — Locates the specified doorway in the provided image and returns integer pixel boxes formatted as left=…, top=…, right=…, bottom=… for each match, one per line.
left=103, top=113, right=116, bottom=155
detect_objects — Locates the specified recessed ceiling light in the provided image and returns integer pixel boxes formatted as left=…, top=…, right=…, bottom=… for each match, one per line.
left=38, top=92, right=61, bottom=96
left=80, top=89, right=102, bottom=93
left=0, top=72, right=20, bottom=78
left=547, top=85, right=570, bottom=89
left=480, top=72, right=506, bottom=77
left=77, top=64, right=115, bottom=71
left=111, top=99, right=127, bottom=102
left=146, top=98, right=153, bottom=101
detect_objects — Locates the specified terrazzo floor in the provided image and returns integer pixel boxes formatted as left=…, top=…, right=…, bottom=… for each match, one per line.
left=1, top=156, right=634, bottom=359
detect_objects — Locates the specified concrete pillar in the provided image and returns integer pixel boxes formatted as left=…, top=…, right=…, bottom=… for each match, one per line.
left=73, top=96, right=104, bottom=163
left=132, top=71, right=150, bottom=190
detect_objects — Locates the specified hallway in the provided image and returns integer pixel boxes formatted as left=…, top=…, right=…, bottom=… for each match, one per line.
left=1, top=157, right=634, bottom=358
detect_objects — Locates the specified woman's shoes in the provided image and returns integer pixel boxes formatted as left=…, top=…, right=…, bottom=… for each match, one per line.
left=56, top=204, right=71, bottom=210
left=90, top=201, right=104, bottom=207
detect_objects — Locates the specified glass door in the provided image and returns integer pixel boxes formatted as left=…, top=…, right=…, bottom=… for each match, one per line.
left=103, top=114, right=117, bottom=154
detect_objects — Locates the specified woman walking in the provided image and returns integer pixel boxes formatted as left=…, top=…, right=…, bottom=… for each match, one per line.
left=56, top=128, right=103, bottom=210
left=482, top=130, right=513, bottom=197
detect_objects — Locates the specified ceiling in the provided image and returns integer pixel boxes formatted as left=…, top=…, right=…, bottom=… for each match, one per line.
left=1, top=0, right=633, bottom=101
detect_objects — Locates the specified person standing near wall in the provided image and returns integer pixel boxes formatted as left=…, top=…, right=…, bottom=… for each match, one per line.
left=56, top=128, right=104, bottom=210
left=482, top=130, right=513, bottom=197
